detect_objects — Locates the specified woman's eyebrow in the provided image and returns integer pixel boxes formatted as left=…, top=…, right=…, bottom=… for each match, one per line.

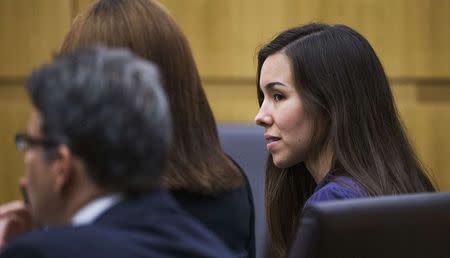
left=261, top=81, right=287, bottom=90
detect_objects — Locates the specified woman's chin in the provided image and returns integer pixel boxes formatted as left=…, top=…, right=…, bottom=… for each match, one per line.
left=272, top=155, right=304, bottom=169
left=273, top=158, right=293, bottom=169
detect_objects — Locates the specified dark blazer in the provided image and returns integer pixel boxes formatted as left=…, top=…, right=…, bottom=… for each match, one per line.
left=0, top=190, right=234, bottom=258
left=172, top=166, right=255, bottom=258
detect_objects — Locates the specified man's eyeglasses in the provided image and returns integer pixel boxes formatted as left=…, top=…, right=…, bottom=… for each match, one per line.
left=15, top=133, right=58, bottom=152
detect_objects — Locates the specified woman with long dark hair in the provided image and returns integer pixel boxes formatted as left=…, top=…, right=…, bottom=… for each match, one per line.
left=255, top=23, right=436, bottom=257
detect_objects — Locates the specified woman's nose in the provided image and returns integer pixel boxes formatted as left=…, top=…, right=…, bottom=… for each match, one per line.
left=255, top=106, right=272, bottom=127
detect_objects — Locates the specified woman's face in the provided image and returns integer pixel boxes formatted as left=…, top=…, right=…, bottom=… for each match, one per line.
left=255, top=52, right=313, bottom=168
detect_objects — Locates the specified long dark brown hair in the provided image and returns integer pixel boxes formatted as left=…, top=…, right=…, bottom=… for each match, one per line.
left=60, top=0, right=242, bottom=194
left=256, top=23, right=436, bottom=257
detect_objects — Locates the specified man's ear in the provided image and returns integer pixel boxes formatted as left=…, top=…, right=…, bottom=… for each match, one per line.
left=50, top=145, right=74, bottom=194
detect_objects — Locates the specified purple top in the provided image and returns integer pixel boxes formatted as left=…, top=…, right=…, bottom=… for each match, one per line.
left=304, top=175, right=367, bottom=209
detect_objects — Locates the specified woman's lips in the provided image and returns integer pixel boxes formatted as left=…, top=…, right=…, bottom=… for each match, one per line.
left=265, top=135, right=281, bottom=151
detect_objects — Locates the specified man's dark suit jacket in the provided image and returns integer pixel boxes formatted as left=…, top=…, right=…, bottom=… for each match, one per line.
left=0, top=189, right=233, bottom=258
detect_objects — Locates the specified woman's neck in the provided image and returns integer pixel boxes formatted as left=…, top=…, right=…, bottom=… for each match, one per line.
left=306, top=144, right=333, bottom=183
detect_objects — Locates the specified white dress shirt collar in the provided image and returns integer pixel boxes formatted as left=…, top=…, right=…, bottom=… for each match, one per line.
left=71, top=193, right=123, bottom=226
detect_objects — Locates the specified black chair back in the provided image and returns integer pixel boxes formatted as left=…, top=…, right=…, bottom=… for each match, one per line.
left=288, top=192, right=450, bottom=258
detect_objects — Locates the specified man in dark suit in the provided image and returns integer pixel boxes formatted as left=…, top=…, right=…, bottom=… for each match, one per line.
left=0, top=47, right=233, bottom=258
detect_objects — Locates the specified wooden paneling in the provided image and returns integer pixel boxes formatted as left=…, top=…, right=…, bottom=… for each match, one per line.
left=293, top=0, right=450, bottom=78
left=203, top=82, right=259, bottom=123
left=0, top=0, right=72, bottom=202
left=161, top=0, right=292, bottom=78
left=0, top=0, right=72, bottom=78
left=0, top=85, right=30, bottom=202
left=73, top=0, right=95, bottom=16
left=393, top=82, right=450, bottom=190
left=161, top=0, right=450, bottom=79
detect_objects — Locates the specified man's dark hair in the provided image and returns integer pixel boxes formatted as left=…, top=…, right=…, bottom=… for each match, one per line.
left=26, top=46, right=171, bottom=194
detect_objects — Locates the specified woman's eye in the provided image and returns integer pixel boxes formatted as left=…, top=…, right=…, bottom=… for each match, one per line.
left=273, top=93, right=284, bottom=102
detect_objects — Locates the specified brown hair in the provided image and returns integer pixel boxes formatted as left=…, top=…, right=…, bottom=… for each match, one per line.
left=61, top=0, right=242, bottom=194
left=257, top=23, right=436, bottom=257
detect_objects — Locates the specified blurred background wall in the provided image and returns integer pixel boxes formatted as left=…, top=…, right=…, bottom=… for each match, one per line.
left=0, top=0, right=449, bottom=203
